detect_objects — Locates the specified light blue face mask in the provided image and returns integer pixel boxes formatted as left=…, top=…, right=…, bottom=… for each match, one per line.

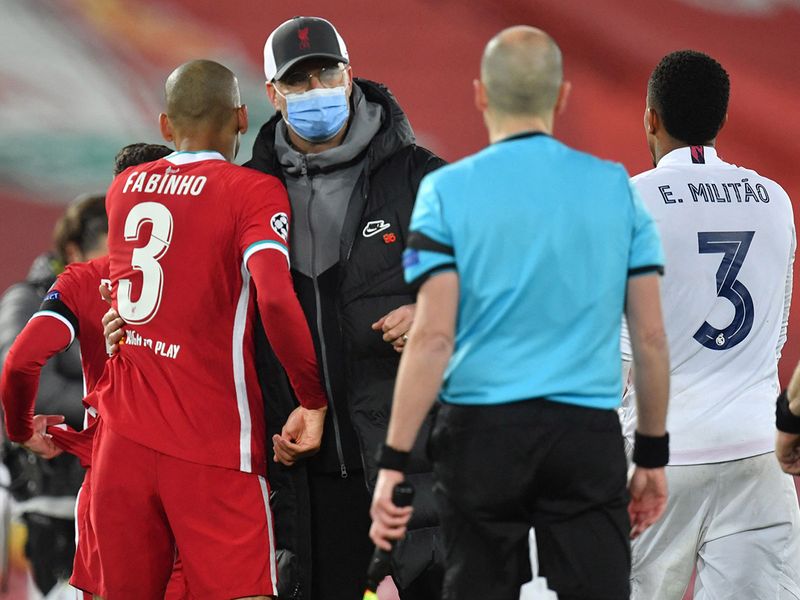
left=282, top=86, right=349, bottom=142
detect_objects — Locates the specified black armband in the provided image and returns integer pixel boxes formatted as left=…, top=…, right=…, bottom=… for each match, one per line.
left=776, top=390, right=800, bottom=434
left=633, top=431, right=670, bottom=468
left=376, top=444, right=410, bottom=472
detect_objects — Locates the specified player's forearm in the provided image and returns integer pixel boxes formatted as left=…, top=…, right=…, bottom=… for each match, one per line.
left=250, top=252, right=327, bottom=410
left=0, top=319, right=70, bottom=442
left=0, top=362, right=39, bottom=442
left=260, top=299, right=327, bottom=410
left=386, top=330, right=452, bottom=452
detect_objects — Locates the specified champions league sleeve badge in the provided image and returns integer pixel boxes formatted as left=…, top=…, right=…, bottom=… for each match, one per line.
left=270, top=212, right=289, bottom=242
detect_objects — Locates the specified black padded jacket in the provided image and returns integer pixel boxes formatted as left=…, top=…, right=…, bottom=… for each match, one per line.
left=246, top=78, right=446, bottom=597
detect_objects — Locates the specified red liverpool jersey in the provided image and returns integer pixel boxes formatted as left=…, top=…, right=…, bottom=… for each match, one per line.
left=1, top=257, right=109, bottom=443
left=44, top=257, right=111, bottom=401
left=97, top=151, right=324, bottom=475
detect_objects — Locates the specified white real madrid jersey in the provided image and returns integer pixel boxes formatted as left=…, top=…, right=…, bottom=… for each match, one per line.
left=621, top=146, right=795, bottom=464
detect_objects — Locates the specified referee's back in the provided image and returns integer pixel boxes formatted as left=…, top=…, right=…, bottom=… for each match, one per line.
left=405, top=131, right=663, bottom=409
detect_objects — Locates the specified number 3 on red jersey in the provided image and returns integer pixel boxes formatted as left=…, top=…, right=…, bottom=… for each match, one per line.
left=118, top=202, right=173, bottom=324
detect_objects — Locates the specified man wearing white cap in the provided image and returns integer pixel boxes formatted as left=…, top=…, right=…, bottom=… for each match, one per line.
left=248, top=15, right=446, bottom=600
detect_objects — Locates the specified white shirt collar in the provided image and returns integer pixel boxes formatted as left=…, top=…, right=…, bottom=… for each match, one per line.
left=657, top=145, right=723, bottom=168
left=165, top=150, right=226, bottom=165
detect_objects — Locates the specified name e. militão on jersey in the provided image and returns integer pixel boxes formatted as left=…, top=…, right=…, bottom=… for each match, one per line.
left=657, top=178, right=771, bottom=205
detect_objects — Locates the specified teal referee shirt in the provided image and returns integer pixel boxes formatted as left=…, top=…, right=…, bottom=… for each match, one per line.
left=403, top=132, right=664, bottom=409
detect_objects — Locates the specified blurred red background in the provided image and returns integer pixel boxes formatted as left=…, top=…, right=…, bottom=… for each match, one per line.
left=3, top=0, right=797, bottom=380
left=1, top=1, right=798, bottom=597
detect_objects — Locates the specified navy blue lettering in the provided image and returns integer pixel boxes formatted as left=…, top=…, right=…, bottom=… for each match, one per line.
left=693, top=231, right=755, bottom=351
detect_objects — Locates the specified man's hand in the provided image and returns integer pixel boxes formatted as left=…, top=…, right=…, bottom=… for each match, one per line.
left=627, top=466, right=668, bottom=539
left=776, top=431, right=800, bottom=475
left=272, top=405, right=327, bottom=466
left=369, top=469, right=413, bottom=551
left=100, top=284, right=125, bottom=355
left=23, top=415, right=65, bottom=459
left=371, top=304, right=416, bottom=353
left=776, top=361, right=800, bottom=475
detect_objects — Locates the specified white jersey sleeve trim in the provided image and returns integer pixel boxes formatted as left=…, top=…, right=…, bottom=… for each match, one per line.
left=243, top=240, right=290, bottom=270
left=29, top=311, right=75, bottom=346
left=232, top=264, right=254, bottom=472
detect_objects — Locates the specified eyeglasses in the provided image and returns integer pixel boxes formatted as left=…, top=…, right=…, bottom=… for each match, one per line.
left=277, top=63, right=347, bottom=93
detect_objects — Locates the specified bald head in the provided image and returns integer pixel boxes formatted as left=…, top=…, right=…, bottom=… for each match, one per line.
left=481, top=26, right=562, bottom=118
left=165, top=60, right=241, bottom=131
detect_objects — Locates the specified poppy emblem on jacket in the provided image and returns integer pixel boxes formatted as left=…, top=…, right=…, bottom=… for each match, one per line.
left=298, top=27, right=311, bottom=49
left=383, top=233, right=397, bottom=244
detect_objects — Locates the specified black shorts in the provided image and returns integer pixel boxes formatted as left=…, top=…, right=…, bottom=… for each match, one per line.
left=429, top=398, right=630, bottom=600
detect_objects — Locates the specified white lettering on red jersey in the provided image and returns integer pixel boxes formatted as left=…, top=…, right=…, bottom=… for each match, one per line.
left=98, top=151, right=297, bottom=475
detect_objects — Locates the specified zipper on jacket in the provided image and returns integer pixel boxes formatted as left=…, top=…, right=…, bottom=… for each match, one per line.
left=305, top=167, right=348, bottom=478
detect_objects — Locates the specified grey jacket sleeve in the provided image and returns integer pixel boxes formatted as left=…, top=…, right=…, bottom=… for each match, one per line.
left=0, top=284, right=85, bottom=430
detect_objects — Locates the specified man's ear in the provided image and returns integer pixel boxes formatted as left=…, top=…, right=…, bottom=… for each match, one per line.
left=644, top=107, right=659, bottom=135
left=555, top=81, right=571, bottom=116
left=159, top=113, right=174, bottom=142
left=473, top=78, right=489, bottom=113
left=265, top=82, right=281, bottom=112
left=237, top=104, right=249, bottom=135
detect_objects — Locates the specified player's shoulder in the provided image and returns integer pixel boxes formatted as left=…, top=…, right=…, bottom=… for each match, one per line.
left=86, top=256, right=110, bottom=279
left=57, top=258, right=102, bottom=286
left=731, top=164, right=792, bottom=203
left=630, top=166, right=661, bottom=186
left=213, top=164, right=290, bottom=224
left=219, top=162, right=283, bottom=190
left=49, top=257, right=108, bottom=307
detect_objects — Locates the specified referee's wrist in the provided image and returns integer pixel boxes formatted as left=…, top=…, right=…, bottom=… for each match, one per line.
left=776, top=389, right=800, bottom=434
left=376, top=443, right=411, bottom=472
left=633, top=431, right=669, bottom=468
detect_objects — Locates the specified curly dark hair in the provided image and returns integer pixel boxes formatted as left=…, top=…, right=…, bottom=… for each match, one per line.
left=648, top=50, right=730, bottom=145
left=113, top=143, right=173, bottom=176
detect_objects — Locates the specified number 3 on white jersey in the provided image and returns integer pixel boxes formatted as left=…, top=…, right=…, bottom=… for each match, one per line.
left=118, top=202, right=173, bottom=324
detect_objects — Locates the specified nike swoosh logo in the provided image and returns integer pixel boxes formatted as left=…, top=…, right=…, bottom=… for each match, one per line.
left=363, top=220, right=391, bottom=237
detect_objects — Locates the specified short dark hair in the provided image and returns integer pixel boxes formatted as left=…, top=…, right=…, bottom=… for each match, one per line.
left=113, top=143, right=173, bottom=176
left=648, top=50, right=730, bottom=145
left=52, top=194, right=107, bottom=262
